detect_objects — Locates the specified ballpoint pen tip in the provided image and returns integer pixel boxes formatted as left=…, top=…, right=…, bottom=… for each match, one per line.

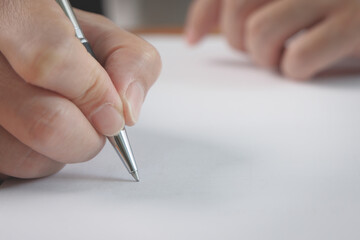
left=131, top=171, right=140, bottom=182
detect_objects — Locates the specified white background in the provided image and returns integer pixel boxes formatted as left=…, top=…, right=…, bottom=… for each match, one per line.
left=1, top=36, right=360, bottom=239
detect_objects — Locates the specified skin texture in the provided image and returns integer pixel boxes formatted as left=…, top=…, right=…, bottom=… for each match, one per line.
left=0, top=0, right=161, bottom=179
left=186, top=0, right=360, bottom=79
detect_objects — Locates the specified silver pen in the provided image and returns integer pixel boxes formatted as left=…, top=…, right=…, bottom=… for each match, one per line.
left=56, top=0, right=139, bottom=182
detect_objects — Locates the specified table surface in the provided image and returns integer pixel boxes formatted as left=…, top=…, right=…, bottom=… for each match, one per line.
left=1, top=35, right=360, bottom=240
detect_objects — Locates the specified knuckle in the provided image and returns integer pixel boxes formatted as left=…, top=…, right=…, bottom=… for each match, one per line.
left=246, top=14, right=266, bottom=40
left=142, top=44, right=162, bottom=79
left=245, top=13, right=280, bottom=67
left=141, top=43, right=160, bottom=63
left=122, top=42, right=162, bottom=92
left=27, top=101, right=69, bottom=149
left=72, top=67, right=108, bottom=110
left=282, top=42, right=310, bottom=79
left=26, top=41, right=72, bottom=86
left=24, top=22, right=74, bottom=86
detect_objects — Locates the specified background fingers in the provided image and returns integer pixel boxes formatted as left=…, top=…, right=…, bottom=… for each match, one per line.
left=282, top=5, right=360, bottom=79
left=185, top=0, right=221, bottom=45
left=221, top=0, right=270, bottom=51
left=245, top=0, right=329, bottom=68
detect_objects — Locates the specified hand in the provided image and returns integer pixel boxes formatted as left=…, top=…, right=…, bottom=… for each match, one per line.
left=186, top=0, right=360, bottom=79
left=0, top=0, right=161, bottom=179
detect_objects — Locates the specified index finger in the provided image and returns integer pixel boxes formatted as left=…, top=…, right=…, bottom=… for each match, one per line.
left=185, top=0, right=221, bottom=45
left=0, top=0, right=124, bottom=136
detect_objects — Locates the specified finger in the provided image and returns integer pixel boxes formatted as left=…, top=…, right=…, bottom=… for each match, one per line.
left=0, top=0, right=124, bottom=136
left=75, top=10, right=162, bottom=125
left=221, top=0, right=270, bottom=51
left=282, top=6, right=360, bottom=79
left=185, top=0, right=221, bottom=45
left=0, top=53, right=105, bottom=163
left=0, top=127, right=64, bottom=179
left=245, top=0, right=331, bottom=68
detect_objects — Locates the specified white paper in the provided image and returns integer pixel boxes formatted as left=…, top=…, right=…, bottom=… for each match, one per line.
left=1, top=36, right=360, bottom=240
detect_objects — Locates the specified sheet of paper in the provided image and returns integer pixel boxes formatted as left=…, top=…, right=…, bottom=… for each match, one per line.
left=1, top=36, right=360, bottom=240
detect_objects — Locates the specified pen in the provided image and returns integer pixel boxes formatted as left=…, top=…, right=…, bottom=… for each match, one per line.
left=56, top=0, right=140, bottom=182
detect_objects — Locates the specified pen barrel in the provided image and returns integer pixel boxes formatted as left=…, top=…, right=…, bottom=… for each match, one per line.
left=56, top=0, right=139, bottom=180
left=108, top=132, right=138, bottom=174
left=75, top=19, right=138, bottom=176
left=56, top=0, right=86, bottom=40
left=80, top=37, right=138, bottom=175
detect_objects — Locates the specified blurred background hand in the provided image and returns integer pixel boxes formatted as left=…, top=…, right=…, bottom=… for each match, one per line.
left=186, top=0, right=360, bottom=79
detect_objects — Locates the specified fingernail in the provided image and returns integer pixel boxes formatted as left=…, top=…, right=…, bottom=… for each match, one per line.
left=90, top=104, right=125, bottom=136
left=125, top=82, right=145, bottom=124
